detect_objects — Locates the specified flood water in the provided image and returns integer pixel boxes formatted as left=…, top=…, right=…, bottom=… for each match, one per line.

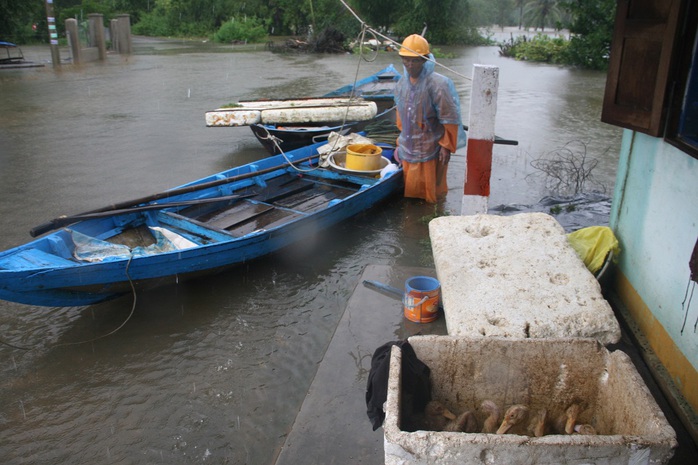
left=0, top=38, right=622, bottom=464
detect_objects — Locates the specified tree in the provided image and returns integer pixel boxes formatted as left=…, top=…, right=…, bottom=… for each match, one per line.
left=514, top=0, right=524, bottom=29
left=562, top=0, right=615, bottom=69
left=397, top=0, right=481, bottom=44
left=0, top=0, right=46, bottom=43
left=524, top=0, right=562, bottom=31
left=350, top=0, right=406, bottom=33
left=468, top=0, right=514, bottom=29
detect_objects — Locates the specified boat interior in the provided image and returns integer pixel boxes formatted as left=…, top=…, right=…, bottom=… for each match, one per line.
left=1, top=167, right=381, bottom=270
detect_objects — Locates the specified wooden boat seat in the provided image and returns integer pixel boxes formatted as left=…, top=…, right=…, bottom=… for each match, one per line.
left=156, top=211, right=237, bottom=243
left=161, top=173, right=362, bottom=238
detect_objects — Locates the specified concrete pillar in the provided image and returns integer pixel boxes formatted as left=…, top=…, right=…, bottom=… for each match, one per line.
left=88, top=13, right=106, bottom=60
left=113, top=14, right=132, bottom=54
left=110, top=19, right=118, bottom=52
left=461, top=65, right=499, bottom=216
left=65, top=18, right=81, bottom=64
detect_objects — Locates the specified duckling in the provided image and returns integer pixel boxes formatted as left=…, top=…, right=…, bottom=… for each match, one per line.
left=479, top=400, right=501, bottom=434
left=496, top=404, right=530, bottom=435
left=564, top=403, right=583, bottom=434
left=574, top=423, right=597, bottom=435
left=552, top=403, right=583, bottom=434
left=423, top=400, right=453, bottom=431
left=529, top=408, right=549, bottom=437
left=422, top=400, right=479, bottom=432
left=445, top=410, right=479, bottom=433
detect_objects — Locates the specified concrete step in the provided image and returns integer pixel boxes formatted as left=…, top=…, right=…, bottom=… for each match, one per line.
left=273, top=264, right=447, bottom=465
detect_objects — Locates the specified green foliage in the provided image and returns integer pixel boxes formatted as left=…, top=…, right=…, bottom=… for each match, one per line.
left=351, top=0, right=405, bottom=32
left=497, top=0, right=616, bottom=69
left=394, top=0, right=482, bottom=45
left=213, top=17, right=267, bottom=43
left=0, top=0, right=614, bottom=75
left=523, top=0, right=564, bottom=31
left=0, top=0, right=47, bottom=43
left=469, top=0, right=516, bottom=28
left=499, top=34, right=569, bottom=64
left=562, top=0, right=615, bottom=70
left=131, top=9, right=174, bottom=36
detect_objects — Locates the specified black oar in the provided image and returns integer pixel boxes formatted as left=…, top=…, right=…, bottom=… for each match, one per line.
left=30, top=153, right=318, bottom=237
left=463, top=125, right=519, bottom=146
left=30, top=194, right=252, bottom=235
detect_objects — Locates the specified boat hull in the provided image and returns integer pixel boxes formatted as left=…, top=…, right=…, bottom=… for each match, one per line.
left=0, top=143, right=402, bottom=307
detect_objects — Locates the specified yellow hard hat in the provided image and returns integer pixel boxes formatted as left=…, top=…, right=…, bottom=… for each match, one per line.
left=399, top=34, right=429, bottom=57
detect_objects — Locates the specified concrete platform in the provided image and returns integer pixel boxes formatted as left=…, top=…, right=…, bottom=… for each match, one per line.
left=273, top=265, right=447, bottom=465
left=429, top=213, right=621, bottom=345
left=271, top=264, right=696, bottom=464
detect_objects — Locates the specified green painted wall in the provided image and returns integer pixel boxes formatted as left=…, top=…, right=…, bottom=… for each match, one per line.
left=610, top=129, right=698, bottom=373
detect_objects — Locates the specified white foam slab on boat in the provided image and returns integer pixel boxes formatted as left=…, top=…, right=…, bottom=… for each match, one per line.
left=205, top=98, right=378, bottom=127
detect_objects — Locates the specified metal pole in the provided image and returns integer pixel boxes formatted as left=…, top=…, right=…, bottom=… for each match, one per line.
left=44, top=0, right=60, bottom=67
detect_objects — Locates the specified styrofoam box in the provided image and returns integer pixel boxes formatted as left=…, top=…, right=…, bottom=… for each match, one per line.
left=383, top=336, right=677, bottom=465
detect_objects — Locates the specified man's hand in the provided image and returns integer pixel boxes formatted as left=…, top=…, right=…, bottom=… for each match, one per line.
left=438, top=146, right=451, bottom=165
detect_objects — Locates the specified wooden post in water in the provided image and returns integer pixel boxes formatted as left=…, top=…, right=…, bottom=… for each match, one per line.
left=44, top=0, right=60, bottom=67
left=462, top=65, right=499, bottom=216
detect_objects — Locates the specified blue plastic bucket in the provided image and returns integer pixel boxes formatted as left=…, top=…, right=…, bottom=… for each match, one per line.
left=403, top=276, right=440, bottom=323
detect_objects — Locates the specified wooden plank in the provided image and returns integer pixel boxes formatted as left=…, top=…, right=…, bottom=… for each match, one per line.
left=226, top=207, right=303, bottom=237
left=256, top=178, right=315, bottom=203
left=206, top=202, right=276, bottom=231
left=274, top=184, right=355, bottom=212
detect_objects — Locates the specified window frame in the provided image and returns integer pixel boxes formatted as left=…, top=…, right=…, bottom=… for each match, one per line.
left=602, top=0, right=698, bottom=160
left=601, top=0, right=682, bottom=137
left=664, top=1, right=698, bottom=159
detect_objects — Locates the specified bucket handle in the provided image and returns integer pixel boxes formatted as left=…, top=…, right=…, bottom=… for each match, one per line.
left=403, top=295, right=428, bottom=309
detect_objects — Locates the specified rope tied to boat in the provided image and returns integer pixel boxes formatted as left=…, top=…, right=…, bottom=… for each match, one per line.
left=0, top=253, right=139, bottom=351
left=257, top=126, right=319, bottom=174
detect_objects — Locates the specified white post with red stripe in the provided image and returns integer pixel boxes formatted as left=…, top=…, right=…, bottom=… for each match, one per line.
left=462, top=65, right=499, bottom=216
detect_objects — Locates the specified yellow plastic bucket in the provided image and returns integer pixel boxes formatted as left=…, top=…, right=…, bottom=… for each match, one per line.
left=345, top=144, right=383, bottom=171
left=403, top=276, right=441, bottom=323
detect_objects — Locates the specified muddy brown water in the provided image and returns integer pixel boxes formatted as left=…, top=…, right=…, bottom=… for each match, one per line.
left=0, top=37, right=622, bottom=464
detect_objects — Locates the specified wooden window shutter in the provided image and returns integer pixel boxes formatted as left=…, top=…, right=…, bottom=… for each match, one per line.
left=602, top=0, right=683, bottom=136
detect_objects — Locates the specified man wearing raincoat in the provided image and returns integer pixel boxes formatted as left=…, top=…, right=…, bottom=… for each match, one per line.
left=394, top=34, right=466, bottom=203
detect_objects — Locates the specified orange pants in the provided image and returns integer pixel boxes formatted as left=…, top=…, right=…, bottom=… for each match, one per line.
left=402, top=158, right=448, bottom=203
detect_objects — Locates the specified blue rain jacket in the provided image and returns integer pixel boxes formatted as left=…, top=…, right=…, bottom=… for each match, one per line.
left=394, top=55, right=466, bottom=163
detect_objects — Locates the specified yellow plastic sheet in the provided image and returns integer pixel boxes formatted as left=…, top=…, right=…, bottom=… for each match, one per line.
left=567, top=226, right=620, bottom=274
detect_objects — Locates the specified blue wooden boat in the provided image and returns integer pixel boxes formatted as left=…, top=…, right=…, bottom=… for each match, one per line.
left=0, top=142, right=402, bottom=307
left=249, top=64, right=400, bottom=155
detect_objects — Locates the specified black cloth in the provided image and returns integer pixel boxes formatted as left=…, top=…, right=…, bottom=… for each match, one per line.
left=365, top=340, right=431, bottom=431
left=690, top=236, right=697, bottom=283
